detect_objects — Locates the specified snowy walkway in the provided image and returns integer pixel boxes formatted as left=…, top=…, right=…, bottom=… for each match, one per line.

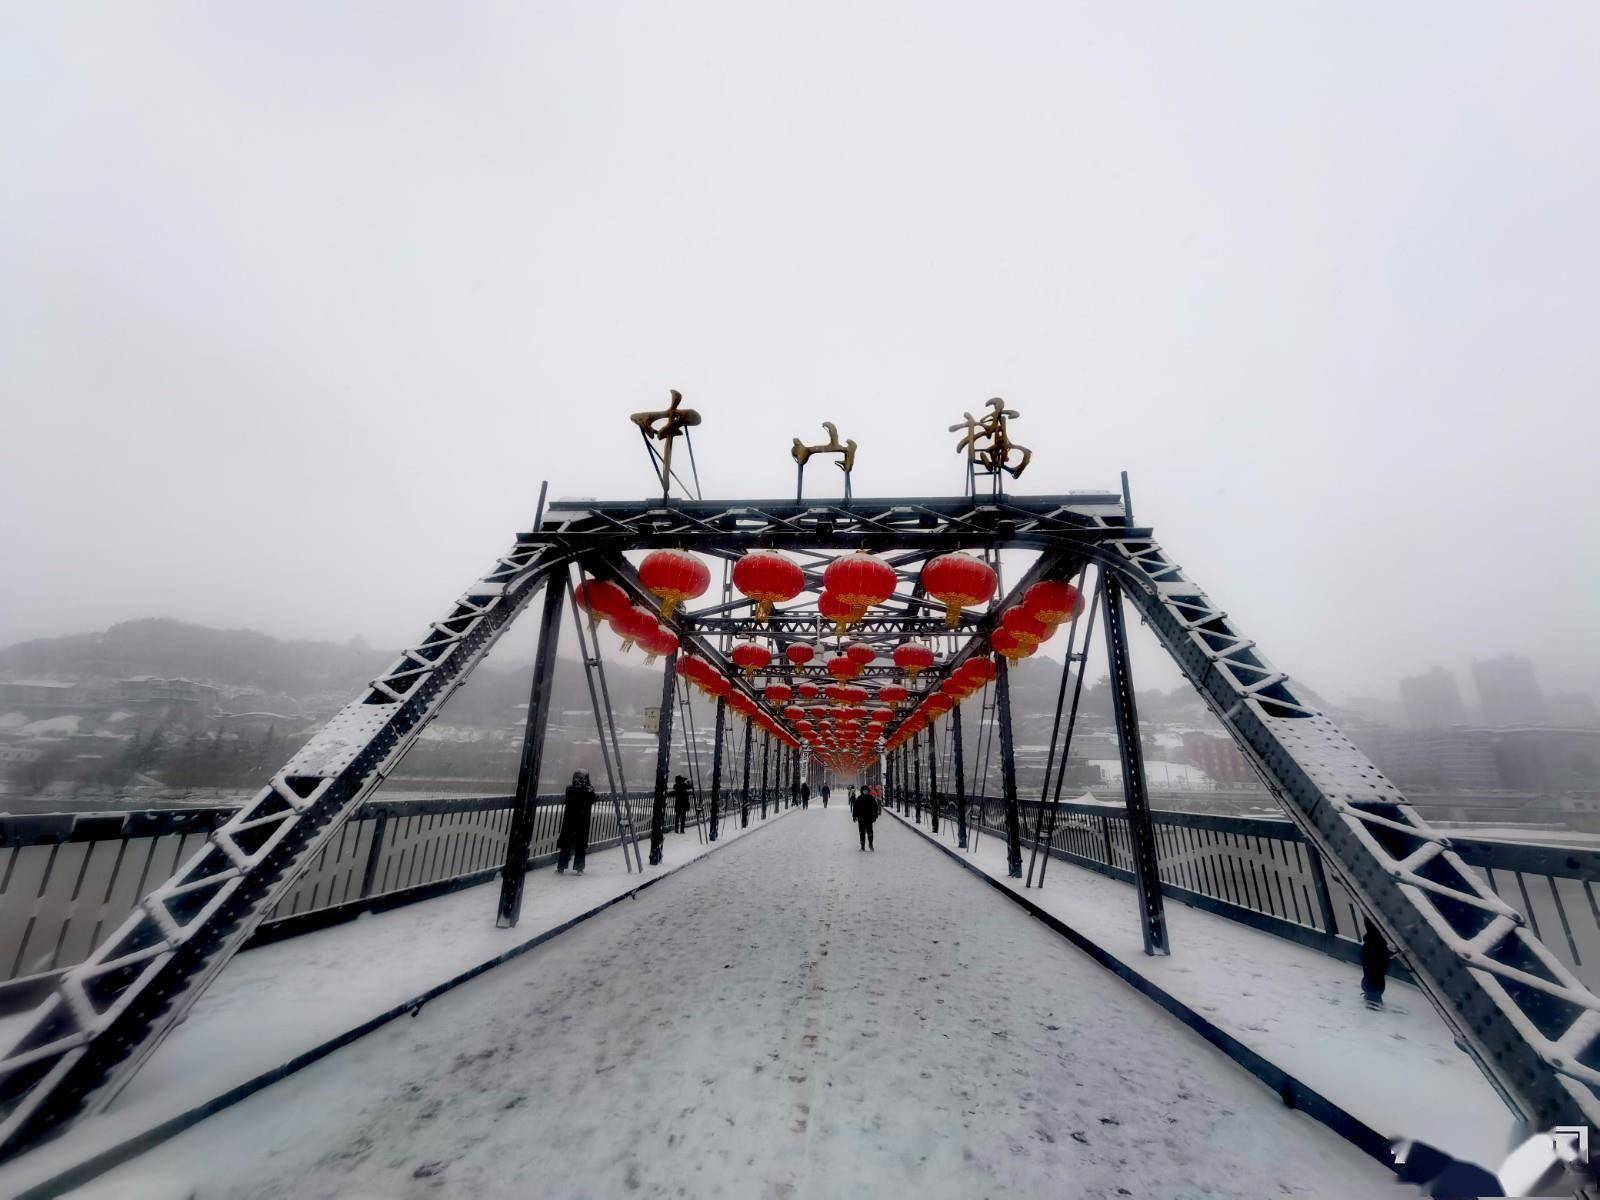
left=68, top=805, right=1397, bottom=1199
left=0, top=808, right=784, bottom=1199
left=893, top=808, right=1514, bottom=1167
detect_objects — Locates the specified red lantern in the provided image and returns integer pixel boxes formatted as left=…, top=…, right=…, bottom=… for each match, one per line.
left=999, top=606, right=1048, bottom=648
left=990, top=629, right=1034, bottom=661
left=962, top=656, right=997, bottom=686
left=786, top=643, right=816, bottom=669
left=574, top=578, right=630, bottom=623
left=613, top=603, right=659, bottom=652
left=818, top=590, right=858, bottom=634
left=782, top=704, right=806, bottom=722
left=893, top=642, right=935, bottom=678
left=638, top=549, right=711, bottom=619
left=765, top=683, right=793, bottom=705
left=921, top=552, right=997, bottom=627
left=731, top=641, right=773, bottom=676
left=733, top=551, right=805, bottom=621
left=925, top=694, right=953, bottom=716
left=940, top=676, right=970, bottom=699
left=1023, top=580, right=1083, bottom=626
left=823, top=552, right=896, bottom=618
left=878, top=683, right=909, bottom=707
left=843, top=642, right=876, bottom=666
left=826, top=655, right=862, bottom=681
left=796, top=681, right=821, bottom=701
left=638, top=625, right=679, bottom=666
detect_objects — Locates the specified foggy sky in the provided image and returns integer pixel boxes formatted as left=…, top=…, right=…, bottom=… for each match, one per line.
left=3, top=2, right=1597, bottom=706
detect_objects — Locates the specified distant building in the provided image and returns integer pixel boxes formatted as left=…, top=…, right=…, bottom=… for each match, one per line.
left=1361, top=728, right=1504, bottom=792
left=1471, top=655, right=1547, bottom=727
left=1398, top=667, right=1466, bottom=730
left=1486, top=727, right=1600, bottom=793
left=1548, top=693, right=1600, bottom=729
left=1182, top=732, right=1252, bottom=785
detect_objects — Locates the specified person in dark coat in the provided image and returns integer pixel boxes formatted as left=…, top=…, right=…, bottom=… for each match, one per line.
left=672, top=775, right=691, bottom=834
left=820, top=783, right=831, bottom=808
left=800, top=781, right=810, bottom=809
left=557, top=770, right=595, bottom=875
left=851, top=785, right=879, bottom=851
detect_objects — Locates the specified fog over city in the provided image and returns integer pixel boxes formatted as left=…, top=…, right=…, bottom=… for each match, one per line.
left=4, top=1, right=1597, bottom=709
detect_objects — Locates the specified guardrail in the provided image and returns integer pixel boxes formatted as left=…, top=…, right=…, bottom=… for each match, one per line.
left=910, top=793, right=1600, bottom=990
left=0, top=789, right=754, bottom=1010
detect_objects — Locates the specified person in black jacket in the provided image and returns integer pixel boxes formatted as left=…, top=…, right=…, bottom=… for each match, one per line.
left=672, top=775, right=692, bottom=834
left=800, top=781, right=810, bottom=809
left=556, top=770, right=595, bottom=875
left=851, top=785, right=879, bottom=851
left=820, top=783, right=831, bottom=808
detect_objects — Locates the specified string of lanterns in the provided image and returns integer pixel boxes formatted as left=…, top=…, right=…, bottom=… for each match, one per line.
left=586, top=545, right=1082, bottom=774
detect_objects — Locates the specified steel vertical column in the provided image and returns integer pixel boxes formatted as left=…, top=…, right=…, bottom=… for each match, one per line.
left=927, top=721, right=940, bottom=833
left=995, top=657, right=1024, bottom=878
left=497, top=579, right=567, bottom=927
left=740, top=720, right=752, bottom=828
left=760, top=732, right=771, bottom=818
left=708, top=697, right=726, bottom=842
left=648, top=649, right=677, bottom=866
left=951, top=702, right=968, bottom=849
left=912, top=733, right=922, bottom=822
left=790, top=744, right=800, bottom=807
left=1101, top=575, right=1170, bottom=955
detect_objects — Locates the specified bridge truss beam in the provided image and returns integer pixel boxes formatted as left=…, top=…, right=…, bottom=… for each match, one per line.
left=0, top=488, right=1593, bottom=1162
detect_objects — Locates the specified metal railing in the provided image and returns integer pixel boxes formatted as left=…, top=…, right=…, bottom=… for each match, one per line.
left=912, top=793, right=1600, bottom=990
left=0, top=789, right=761, bottom=1008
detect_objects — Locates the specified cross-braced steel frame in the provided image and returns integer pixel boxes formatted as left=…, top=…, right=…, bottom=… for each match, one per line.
left=0, top=490, right=1596, bottom=1161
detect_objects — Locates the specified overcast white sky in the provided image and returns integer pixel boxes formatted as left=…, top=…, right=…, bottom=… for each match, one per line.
left=2, top=2, right=1597, bottom=705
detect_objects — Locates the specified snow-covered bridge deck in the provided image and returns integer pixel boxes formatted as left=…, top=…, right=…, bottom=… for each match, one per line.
left=50, top=806, right=1402, bottom=1199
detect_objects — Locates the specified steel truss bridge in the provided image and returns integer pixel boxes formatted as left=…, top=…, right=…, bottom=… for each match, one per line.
left=0, top=487, right=1597, bottom=1172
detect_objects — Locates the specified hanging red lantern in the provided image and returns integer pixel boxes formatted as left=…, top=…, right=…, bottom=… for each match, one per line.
left=940, top=676, right=970, bottom=699
left=1023, top=580, right=1084, bottom=626
left=638, top=625, right=679, bottom=666
left=796, top=681, right=821, bottom=701
left=920, top=552, right=997, bottom=627
left=893, top=642, right=935, bottom=678
left=613, top=604, right=659, bottom=652
left=925, top=693, right=953, bottom=716
left=818, top=590, right=858, bottom=634
left=843, top=642, right=876, bottom=666
left=999, top=606, right=1048, bottom=648
left=991, top=629, right=1035, bottom=661
left=870, top=707, right=894, bottom=724
left=733, top=551, right=805, bottom=621
left=731, top=641, right=773, bottom=676
left=639, top=549, right=710, bottom=619
left=823, top=552, right=897, bottom=619
left=782, top=704, right=806, bottom=722
left=785, top=643, right=816, bottom=669
left=826, top=655, right=863, bottom=681
left=878, top=683, right=909, bottom=707
left=574, top=578, right=630, bottom=623
left=764, top=683, right=793, bottom=705
left=962, top=655, right=997, bottom=686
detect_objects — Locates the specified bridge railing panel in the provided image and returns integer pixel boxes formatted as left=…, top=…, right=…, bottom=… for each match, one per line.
left=920, top=792, right=1600, bottom=990
left=0, top=790, right=700, bottom=1007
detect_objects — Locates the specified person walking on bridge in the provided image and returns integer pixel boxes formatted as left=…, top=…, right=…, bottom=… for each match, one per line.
left=800, top=780, right=810, bottom=809
left=820, top=782, right=831, bottom=808
left=672, top=774, right=692, bottom=835
left=851, top=784, right=879, bottom=851
left=556, top=770, right=595, bottom=875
